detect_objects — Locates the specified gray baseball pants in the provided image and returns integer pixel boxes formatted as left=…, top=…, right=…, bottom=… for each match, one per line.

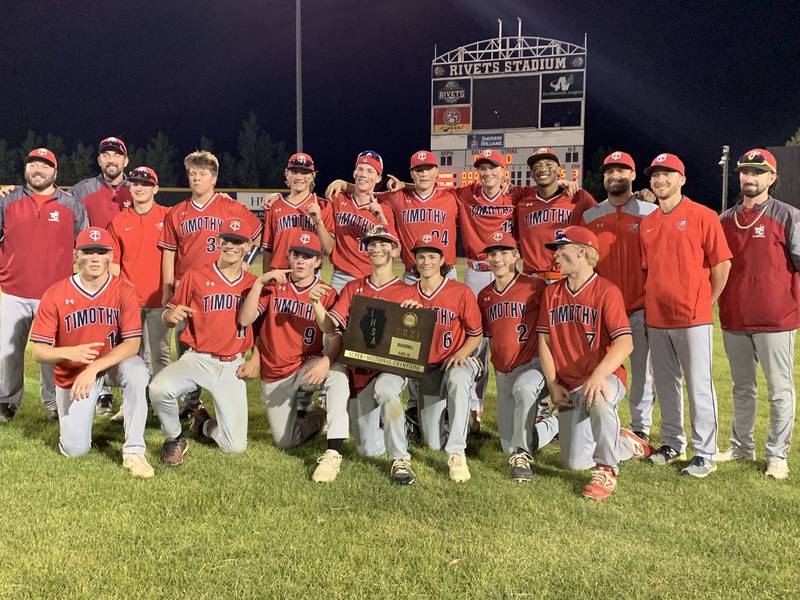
left=628, top=309, right=656, bottom=434
left=149, top=350, right=248, bottom=453
left=0, top=292, right=56, bottom=410
left=722, top=330, right=796, bottom=460
left=464, top=265, right=494, bottom=413
left=495, top=359, right=558, bottom=455
left=648, top=324, right=718, bottom=459
left=56, top=356, right=149, bottom=457
left=558, top=375, right=634, bottom=472
left=260, top=360, right=350, bottom=448
left=351, top=372, right=409, bottom=459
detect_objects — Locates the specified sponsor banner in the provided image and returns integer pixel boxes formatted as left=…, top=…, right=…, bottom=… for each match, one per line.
left=541, top=72, right=584, bottom=99
left=236, top=191, right=272, bottom=218
left=432, top=107, right=471, bottom=133
left=468, top=133, right=505, bottom=149
left=432, top=54, right=585, bottom=78
left=432, top=78, right=471, bottom=106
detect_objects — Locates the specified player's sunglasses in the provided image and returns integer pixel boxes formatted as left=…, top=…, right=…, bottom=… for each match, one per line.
left=737, top=153, right=772, bottom=169
left=358, top=150, right=383, bottom=164
left=79, top=248, right=111, bottom=255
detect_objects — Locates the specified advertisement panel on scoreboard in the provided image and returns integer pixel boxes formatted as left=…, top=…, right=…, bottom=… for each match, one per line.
left=432, top=107, right=471, bottom=132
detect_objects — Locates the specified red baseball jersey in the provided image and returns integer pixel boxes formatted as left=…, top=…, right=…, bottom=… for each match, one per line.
left=330, top=192, right=397, bottom=278
left=537, top=273, right=631, bottom=390
left=511, top=187, right=597, bottom=274
left=262, top=193, right=335, bottom=269
left=70, top=175, right=132, bottom=229
left=108, top=203, right=170, bottom=308
left=31, top=274, right=142, bottom=388
left=639, top=196, right=732, bottom=328
left=158, top=194, right=262, bottom=282
left=581, top=198, right=658, bottom=313
left=417, top=278, right=483, bottom=365
left=454, top=183, right=514, bottom=261
left=167, top=262, right=255, bottom=356
left=255, top=275, right=338, bottom=382
left=478, top=273, right=545, bottom=373
left=380, top=189, right=459, bottom=270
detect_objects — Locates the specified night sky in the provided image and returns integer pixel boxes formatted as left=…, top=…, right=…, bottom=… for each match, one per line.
left=3, top=0, right=799, bottom=207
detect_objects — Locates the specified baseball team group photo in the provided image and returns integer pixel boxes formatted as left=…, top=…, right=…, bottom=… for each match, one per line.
left=2, top=2, right=800, bottom=598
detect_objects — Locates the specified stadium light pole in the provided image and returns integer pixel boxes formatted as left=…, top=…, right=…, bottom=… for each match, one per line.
left=719, top=145, right=730, bottom=213
left=295, top=0, right=303, bottom=152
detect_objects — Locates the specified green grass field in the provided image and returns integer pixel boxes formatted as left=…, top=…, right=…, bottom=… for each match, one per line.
left=1, top=262, right=799, bottom=599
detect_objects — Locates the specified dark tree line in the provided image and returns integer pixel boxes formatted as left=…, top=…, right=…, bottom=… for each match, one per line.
left=0, top=111, right=289, bottom=188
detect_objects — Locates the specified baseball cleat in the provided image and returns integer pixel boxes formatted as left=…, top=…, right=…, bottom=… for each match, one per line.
left=619, top=428, right=653, bottom=459
left=509, top=452, right=534, bottom=482
left=312, top=449, right=342, bottom=483
left=648, top=445, right=686, bottom=465
left=0, top=403, right=17, bottom=424
left=715, top=447, right=756, bottom=463
left=110, top=409, right=124, bottom=423
left=582, top=465, right=617, bottom=500
left=447, top=453, right=471, bottom=482
left=178, top=397, right=203, bottom=421
left=391, top=458, right=416, bottom=485
left=160, top=437, right=189, bottom=467
left=46, top=408, right=59, bottom=422
left=405, top=408, right=421, bottom=441
left=189, top=406, right=212, bottom=439
left=96, top=394, right=114, bottom=415
left=765, top=458, right=789, bottom=480
left=681, top=456, right=717, bottom=478
left=469, top=410, right=483, bottom=434
left=123, top=453, right=155, bottom=479
left=632, top=430, right=649, bottom=443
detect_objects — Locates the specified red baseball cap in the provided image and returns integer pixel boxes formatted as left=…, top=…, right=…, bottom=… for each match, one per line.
left=355, top=150, right=383, bottom=176
left=75, top=227, right=114, bottom=250
left=474, top=149, right=506, bottom=168
left=26, top=148, right=57, bottom=169
left=644, top=153, right=685, bottom=176
left=544, top=226, right=600, bottom=251
left=287, top=152, right=315, bottom=172
left=602, top=151, right=636, bottom=172
left=128, top=166, right=159, bottom=186
left=219, top=217, right=255, bottom=242
left=411, top=234, right=446, bottom=256
left=98, top=136, right=128, bottom=156
left=362, top=225, right=400, bottom=246
left=527, top=147, right=561, bottom=168
left=410, top=150, right=438, bottom=170
left=482, top=230, right=518, bottom=253
left=735, top=148, right=777, bottom=173
left=289, top=231, right=322, bottom=257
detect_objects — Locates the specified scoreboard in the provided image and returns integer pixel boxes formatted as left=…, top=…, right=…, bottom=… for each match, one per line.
left=430, top=26, right=587, bottom=188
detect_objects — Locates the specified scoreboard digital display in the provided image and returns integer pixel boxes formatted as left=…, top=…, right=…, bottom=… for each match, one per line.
left=472, top=76, right=540, bottom=130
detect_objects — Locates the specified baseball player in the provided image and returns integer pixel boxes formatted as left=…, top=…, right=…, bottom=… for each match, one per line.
left=326, top=151, right=396, bottom=291
left=0, top=148, right=88, bottom=423
left=717, top=148, right=799, bottom=480
left=108, top=167, right=171, bottom=379
left=511, top=147, right=597, bottom=281
left=70, top=137, right=133, bottom=414
left=239, top=232, right=350, bottom=482
left=30, top=227, right=153, bottom=478
left=411, top=235, right=483, bottom=482
left=640, top=153, right=732, bottom=477
left=158, top=150, right=262, bottom=417
left=477, top=231, right=559, bottom=482
left=262, top=153, right=335, bottom=270
left=538, top=226, right=650, bottom=500
left=313, top=225, right=422, bottom=485
left=581, top=151, right=657, bottom=441
left=149, top=217, right=260, bottom=465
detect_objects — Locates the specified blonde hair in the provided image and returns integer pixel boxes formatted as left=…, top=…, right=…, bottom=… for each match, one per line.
left=184, top=150, right=219, bottom=176
left=584, top=246, right=599, bottom=267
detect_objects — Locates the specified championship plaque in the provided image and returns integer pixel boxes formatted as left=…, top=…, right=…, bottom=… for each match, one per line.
left=341, top=296, right=436, bottom=379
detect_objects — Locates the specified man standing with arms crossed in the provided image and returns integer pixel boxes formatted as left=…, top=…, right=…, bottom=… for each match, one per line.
left=717, top=149, right=799, bottom=480
left=581, top=151, right=657, bottom=441
left=30, top=227, right=153, bottom=478
left=0, top=148, right=88, bottom=423
left=640, top=153, right=732, bottom=477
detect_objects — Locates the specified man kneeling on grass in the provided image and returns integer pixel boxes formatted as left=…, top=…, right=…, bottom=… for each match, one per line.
left=31, top=227, right=154, bottom=478
left=148, top=218, right=260, bottom=466
left=238, top=232, right=351, bottom=483
left=537, top=226, right=651, bottom=500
